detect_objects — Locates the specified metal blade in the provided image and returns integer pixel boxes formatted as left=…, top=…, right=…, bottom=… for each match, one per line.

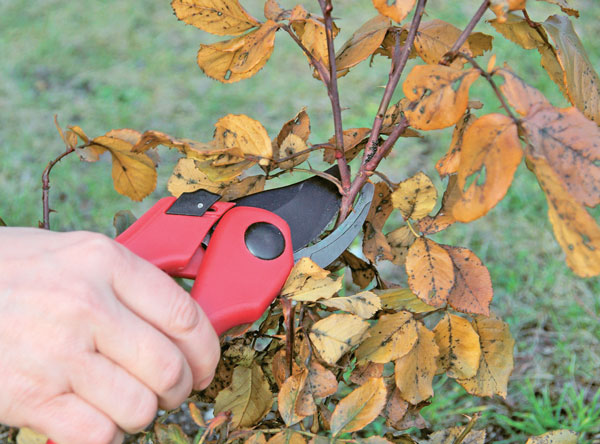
left=293, top=182, right=374, bottom=268
left=234, top=167, right=342, bottom=251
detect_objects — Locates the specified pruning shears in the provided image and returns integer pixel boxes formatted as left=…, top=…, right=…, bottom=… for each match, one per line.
left=43, top=170, right=373, bottom=444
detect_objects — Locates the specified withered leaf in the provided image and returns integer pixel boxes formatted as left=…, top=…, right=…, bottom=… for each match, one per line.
left=281, top=257, right=330, bottom=296
left=426, top=426, right=486, bottom=444
left=113, top=210, right=137, bottom=237
left=355, top=311, right=418, bottom=363
left=330, top=378, right=387, bottom=436
left=16, top=428, right=47, bottom=444
left=264, top=0, right=285, bottom=21
left=526, top=430, right=578, bottom=444
left=452, top=113, right=522, bottom=222
left=372, top=0, right=416, bottom=23
left=489, top=0, right=526, bottom=23
left=320, top=291, right=381, bottom=319
left=292, top=18, right=333, bottom=71
left=386, top=225, right=417, bottom=266
left=542, top=15, right=600, bottom=123
left=276, top=108, right=311, bottom=147
left=523, top=106, right=600, bottom=207
left=394, top=323, right=439, bottom=404
left=88, top=129, right=157, bottom=201
left=267, top=430, right=307, bottom=444
left=188, top=402, right=206, bottom=428
left=385, top=388, right=409, bottom=428
left=415, top=175, right=462, bottom=234
left=456, top=313, right=515, bottom=398
left=171, top=0, right=260, bottom=36
left=349, top=362, right=384, bottom=386
left=403, top=65, right=480, bottom=130
left=154, top=423, right=191, bottom=444
left=537, top=0, right=579, bottom=17
left=433, top=313, right=482, bottom=379
left=375, top=287, right=436, bottom=314
left=246, top=432, right=268, bottom=444
left=391, top=171, right=437, bottom=220
left=406, top=237, right=455, bottom=307
left=277, top=134, right=309, bottom=169
left=529, top=156, right=600, bottom=277
left=436, top=112, right=478, bottom=177
left=214, top=364, right=273, bottom=427
left=323, top=128, right=371, bottom=164
left=296, top=360, right=338, bottom=416
left=214, top=114, right=273, bottom=166
left=278, top=368, right=309, bottom=426
left=309, top=314, right=369, bottom=365
left=363, top=182, right=395, bottom=262
left=336, top=15, right=391, bottom=76
left=443, top=245, right=493, bottom=316
left=496, top=67, right=550, bottom=116
left=340, top=251, right=376, bottom=289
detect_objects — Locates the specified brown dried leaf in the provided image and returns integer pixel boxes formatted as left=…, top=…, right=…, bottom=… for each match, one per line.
left=376, top=287, right=437, bottom=313
left=406, top=237, right=455, bottom=307
left=523, top=106, right=600, bottom=207
left=336, top=15, right=391, bottom=76
left=355, top=311, right=418, bottom=363
left=542, top=15, right=600, bottom=123
left=340, top=251, right=375, bottom=289
left=417, top=174, right=462, bottom=235
left=433, top=313, right=482, bottom=379
left=529, top=156, right=600, bottom=277
left=323, top=128, right=371, bottom=163
left=276, top=108, right=311, bottom=147
left=267, top=430, right=306, bottom=444
left=436, top=112, right=478, bottom=177
left=456, top=313, right=515, bottom=398
left=277, top=134, right=309, bottom=170
left=394, top=323, right=439, bottom=404
left=386, top=225, right=417, bottom=266
left=246, top=432, right=268, bottom=444
left=526, top=430, right=578, bottom=444
left=330, top=378, right=387, bottom=436
left=468, top=32, right=494, bottom=57
left=444, top=245, right=493, bottom=316
left=154, top=423, right=191, bottom=444
left=452, top=113, right=522, bottom=223
left=372, top=0, right=416, bottom=23
left=403, top=65, right=480, bottom=130
left=363, top=182, right=395, bottom=262
left=391, top=171, right=437, bottom=220
left=264, top=0, right=285, bottom=21
left=214, top=364, right=273, bottom=427
left=537, top=0, right=579, bottom=17
left=171, top=0, right=259, bottom=36
left=296, top=360, right=338, bottom=416
left=349, top=362, right=384, bottom=386
left=88, top=130, right=157, bottom=201
left=320, top=291, right=381, bottom=319
left=426, top=426, right=486, bottom=444
left=278, top=368, right=309, bottom=426
left=414, top=20, right=479, bottom=69
left=309, top=314, right=369, bottom=365
left=385, top=388, right=409, bottom=428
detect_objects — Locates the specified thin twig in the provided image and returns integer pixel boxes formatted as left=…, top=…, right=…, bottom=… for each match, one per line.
left=41, top=147, right=75, bottom=229
left=452, top=413, right=481, bottom=444
left=442, top=0, right=490, bottom=65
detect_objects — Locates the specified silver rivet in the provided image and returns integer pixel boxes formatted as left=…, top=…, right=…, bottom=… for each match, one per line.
left=197, top=203, right=204, bottom=209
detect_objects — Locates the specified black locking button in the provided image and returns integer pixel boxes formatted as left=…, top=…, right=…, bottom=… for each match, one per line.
left=244, top=222, right=285, bottom=260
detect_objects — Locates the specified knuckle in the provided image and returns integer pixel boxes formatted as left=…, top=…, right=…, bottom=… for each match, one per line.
left=124, top=390, right=157, bottom=433
left=86, top=421, right=120, bottom=444
left=156, top=354, right=187, bottom=395
left=77, top=232, right=124, bottom=268
left=168, top=295, right=200, bottom=336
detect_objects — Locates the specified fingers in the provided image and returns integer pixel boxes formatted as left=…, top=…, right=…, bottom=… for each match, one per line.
left=92, top=303, right=193, bottom=410
left=67, top=352, right=157, bottom=433
left=30, top=393, right=124, bottom=444
left=109, top=244, right=221, bottom=389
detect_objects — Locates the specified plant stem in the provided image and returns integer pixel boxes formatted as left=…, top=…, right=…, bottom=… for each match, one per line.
left=452, top=413, right=480, bottom=444
left=318, top=0, right=351, bottom=192
left=442, top=0, right=490, bottom=65
left=41, top=147, right=75, bottom=229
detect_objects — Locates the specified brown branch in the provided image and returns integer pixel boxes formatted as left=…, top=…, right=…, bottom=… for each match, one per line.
left=41, top=146, right=75, bottom=229
left=281, top=24, right=330, bottom=84
left=441, top=0, right=490, bottom=65
left=452, top=413, right=481, bottom=444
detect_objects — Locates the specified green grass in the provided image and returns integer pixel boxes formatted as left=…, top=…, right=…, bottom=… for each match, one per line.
left=1, top=0, right=599, bottom=442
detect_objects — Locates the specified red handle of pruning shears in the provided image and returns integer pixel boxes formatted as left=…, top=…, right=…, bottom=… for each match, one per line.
left=45, top=198, right=294, bottom=444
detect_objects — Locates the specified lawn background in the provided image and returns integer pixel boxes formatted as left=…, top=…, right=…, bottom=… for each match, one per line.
left=1, top=0, right=599, bottom=442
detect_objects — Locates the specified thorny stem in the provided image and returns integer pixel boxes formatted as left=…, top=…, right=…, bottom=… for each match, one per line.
left=452, top=413, right=481, bottom=444
left=442, top=0, right=490, bottom=65
left=41, top=146, right=75, bottom=229
left=317, top=0, right=351, bottom=193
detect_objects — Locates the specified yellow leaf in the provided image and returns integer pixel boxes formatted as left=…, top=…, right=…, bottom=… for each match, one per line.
left=288, top=274, right=343, bottom=302
left=542, top=15, right=600, bottom=123
left=403, top=65, right=480, bottom=130
left=292, top=18, right=331, bottom=69
left=281, top=257, right=330, bottom=295
left=278, top=368, right=309, bottom=426
left=427, top=426, right=486, bottom=444
left=375, top=287, right=436, bottom=314
left=17, top=428, right=47, bottom=444
left=406, top=237, right=455, bottom=307
left=323, top=127, right=371, bottom=164
left=436, top=112, right=478, bottom=177
left=433, top=313, right=482, bottom=379
left=214, top=364, right=273, bottom=428
left=246, top=432, right=268, bottom=444
left=394, top=323, right=439, bottom=404
left=296, top=360, right=338, bottom=416
left=372, top=0, right=416, bottom=23
left=526, top=430, right=578, bottom=444
left=529, top=156, right=600, bottom=277
left=230, top=20, right=279, bottom=74
left=319, top=291, right=381, bottom=319
left=335, top=15, right=391, bottom=76
left=496, top=67, right=550, bottom=116
left=444, top=245, right=493, bottom=316
left=330, top=378, right=387, bottom=436
left=456, top=313, right=515, bottom=398
left=267, top=430, right=306, bottom=444
left=277, top=134, right=309, bottom=169
left=523, top=106, right=600, bottom=208
left=386, top=225, right=417, bottom=266
left=489, top=0, right=526, bottom=23
left=171, top=0, right=259, bottom=36
left=391, top=171, right=437, bottom=220
left=355, top=311, right=418, bottom=363
left=214, top=114, right=273, bottom=166
left=89, top=130, right=157, bottom=201
left=276, top=108, right=311, bottom=147
left=416, top=174, right=462, bottom=235
left=309, top=314, right=369, bottom=365
left=452, top=113, right=522, bottom=222
left=264, top=0, right=284, bottom=21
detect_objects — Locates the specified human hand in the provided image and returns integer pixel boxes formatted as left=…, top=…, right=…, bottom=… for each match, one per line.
left=0, top=228, right=220, bottom=444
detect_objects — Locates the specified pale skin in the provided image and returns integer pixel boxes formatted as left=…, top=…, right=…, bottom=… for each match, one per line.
left=0, top=228, right=221, bottom=444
